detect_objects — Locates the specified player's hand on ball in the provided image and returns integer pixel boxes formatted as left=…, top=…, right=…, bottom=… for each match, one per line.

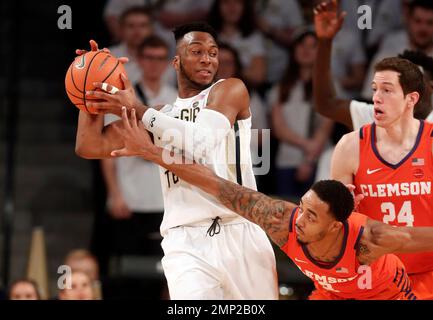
left=75, top=39, right=99, bottom=55
left=314, top=0, right=346, bottom=40
left=86, top=73, right=147, bottom=117
left=75, top=39, right=129, bottom=64
left=111, top=107, right=156, bottom=159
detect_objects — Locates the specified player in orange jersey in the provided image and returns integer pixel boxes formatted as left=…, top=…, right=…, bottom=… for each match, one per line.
left=109, top=106, right=433, bottom=300
left=331, top=54, right=433, bottom=299
left=312, top=0, right=433, bottom=129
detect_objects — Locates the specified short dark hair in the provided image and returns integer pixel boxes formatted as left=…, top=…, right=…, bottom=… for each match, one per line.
left=311, top=180, right=354, bottom=222
left=119, top=6, right=152, bottom=25
left=375, top=57, right=425, bottom=104
left=172, top=22, right=218, bottom=43
left=409, top=0, right=433, bottom=15
left=397, top=51, right=433, bottom=119
left=137, top=35, right=169, bottom=56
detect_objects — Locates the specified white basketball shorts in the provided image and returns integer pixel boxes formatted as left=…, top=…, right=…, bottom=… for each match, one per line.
left=161, top=219, right=278, bottom=300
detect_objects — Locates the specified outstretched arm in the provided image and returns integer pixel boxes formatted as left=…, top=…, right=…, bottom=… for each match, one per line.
left=358, top=218, right=433, bottom=265
left=111, top=107, right=297, bottom=247
left=368, top=219, right=433, bottom=254
left=167, top=154, right=295, bottom=247
left=313, top=0, right=352, bottom=128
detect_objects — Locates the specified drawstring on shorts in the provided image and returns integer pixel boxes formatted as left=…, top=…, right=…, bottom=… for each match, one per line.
left=206, top=216, right=221, bottom=237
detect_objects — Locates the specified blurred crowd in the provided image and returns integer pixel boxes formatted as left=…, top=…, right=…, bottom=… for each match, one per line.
left=5, top=0, right=433, bottom=300
left=8, top=249, right=100, bottom=300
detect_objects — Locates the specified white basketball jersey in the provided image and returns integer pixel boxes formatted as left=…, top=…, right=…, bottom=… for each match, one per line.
left=156, top=80, right=257, bottom=236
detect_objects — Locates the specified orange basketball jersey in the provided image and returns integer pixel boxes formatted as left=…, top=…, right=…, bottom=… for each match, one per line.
left=281, top=209, right=417, bottom=300
left=354, top=121, right=433, bottom=275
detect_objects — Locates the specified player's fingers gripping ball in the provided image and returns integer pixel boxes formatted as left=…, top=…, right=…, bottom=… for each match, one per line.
left=65, top=50, right=125, bottom=114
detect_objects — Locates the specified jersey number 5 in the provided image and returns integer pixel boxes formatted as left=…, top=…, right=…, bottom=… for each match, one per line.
left=381, top=201, right=414, bottom=227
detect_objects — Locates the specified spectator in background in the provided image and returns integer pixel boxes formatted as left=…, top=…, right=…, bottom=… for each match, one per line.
left=215, top=43, right=269, bottom=189
left=342, top=0, right=407, bottom=58
left=104, top=0, right=152, bottom=42
left=208, top=0, right=266, bottom=88
left=331, top=2, right=367, bottom=100
left=156, top=0, right=213, bottom=30
left=152, top=0, right=214, bottom=62
left=304, top=0, right=404, bottom=51
left=337, top=0, right=363, bottom=42
left=65, top=249, right=99, bottom=282
left=269, top=29, right=333, bottom=200
left=58, top=271, right=95, bottom=300
left=331, top=27, right=367, bottom=100
left=255, top=0, right=304, bottom=85
left=133, top=35, right=178, bottom=105
left=8, top=279, right=41, bottom=300
left=64, top=249, right=101, bottom=299
left=101, top=35, right=177, bottom=275
left=361, top=0, right=433, bottom=99
left=108, top=7, right=154, bottom=85
left=305, top=0, right=406, bottom=57
left=364, top=0, right=406, bottom=55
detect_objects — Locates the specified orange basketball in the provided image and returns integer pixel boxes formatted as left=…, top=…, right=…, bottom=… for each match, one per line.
left=65, top=50, right=126, bottom=113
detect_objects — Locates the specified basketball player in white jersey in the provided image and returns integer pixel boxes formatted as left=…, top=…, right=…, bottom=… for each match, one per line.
left=75, top=22, right=278, bottom=300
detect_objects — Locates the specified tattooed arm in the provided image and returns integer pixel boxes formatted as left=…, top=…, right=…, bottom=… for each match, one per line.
left=110, top=107, right=297, bottom=246
left=153, top=147, right=296, bottom=246
left=215, top=176, right=296, bottom=247
left=357, top=218, right=433, bottom=265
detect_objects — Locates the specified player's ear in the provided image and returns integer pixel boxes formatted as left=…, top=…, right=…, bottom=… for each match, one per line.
left=330, top=221, right=343, bottom=233
left=407, top=92, right=420, bottom=109
left=173, top=55, right=180, bottom=71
